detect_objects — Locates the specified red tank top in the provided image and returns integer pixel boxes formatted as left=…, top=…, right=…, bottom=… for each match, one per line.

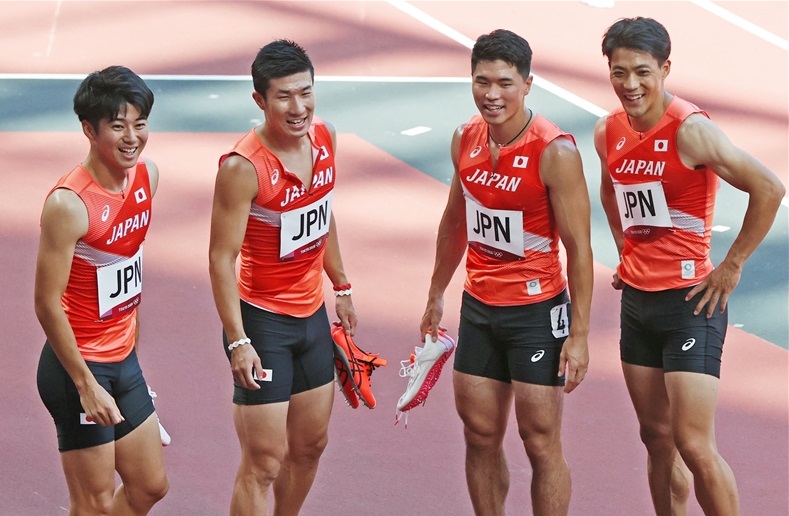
left=605, top=96, right=717, bottom=291
left=219, top=120, right=335, bottom=317
left=458, top=114, right=570, bottom=306
left=51, top=162, right=152, bottom=362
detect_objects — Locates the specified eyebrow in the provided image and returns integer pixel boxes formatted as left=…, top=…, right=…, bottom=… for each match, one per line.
left=473, top=74, right=514, bottom=82
left=109, top=114, right=148, bottom=122
left=274, top=85, right=313, bottom=95
left=611, top=64, right=652, bottom=71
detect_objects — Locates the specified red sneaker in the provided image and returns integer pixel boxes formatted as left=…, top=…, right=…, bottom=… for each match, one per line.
left=331, top=323, right=387, bottom=409
left=334, top=353, right=361, bottom=409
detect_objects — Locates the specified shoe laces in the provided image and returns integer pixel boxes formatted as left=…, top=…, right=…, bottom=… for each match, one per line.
left=398, top=348, right=422, bottom=378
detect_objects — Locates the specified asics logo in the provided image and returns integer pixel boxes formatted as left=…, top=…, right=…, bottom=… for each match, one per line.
left=470, top=146, right=482, bottom=158
left=681, top=338, right=696, bottom=351
left=531, top=350, right=545, bottom=362
left=616, top=136, right=626, bottom=150
left=101, top=205, right=110, bottom=222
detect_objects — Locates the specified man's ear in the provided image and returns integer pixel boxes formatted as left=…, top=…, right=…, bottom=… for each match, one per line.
left=81, top=119, right=96, bottom=141
left=662, top=59, right=671, bottom=79
left=252, top=91, right=266, bottom=110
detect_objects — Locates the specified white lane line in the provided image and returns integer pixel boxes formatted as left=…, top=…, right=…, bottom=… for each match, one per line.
left=691, top=0, right=789, bottom=51
left=385, top=0, right=608, bottom=117
left=45, top=0, right=64, bottom=58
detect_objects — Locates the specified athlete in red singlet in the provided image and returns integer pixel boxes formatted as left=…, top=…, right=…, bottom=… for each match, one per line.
left=595, top=18, right=785, bottom=516
left=209, top=40, right=357, bottom=515
left=34, top=66, right=168, bottom=514
left=420, top=30, right=593, bottom=515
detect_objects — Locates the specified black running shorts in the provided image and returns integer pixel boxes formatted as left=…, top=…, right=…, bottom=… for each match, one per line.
left=619, top=284, right=727, bottom=377
left=224, top=301, right=334, bottom=405
left=37, top=342, right=155, bottom=452
left=455, top=290, right=571, bottom=386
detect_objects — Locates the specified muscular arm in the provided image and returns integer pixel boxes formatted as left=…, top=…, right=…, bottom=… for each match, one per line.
left=420, top=126, right=468, bottom=340
left=320, top=122, right=358, bottom=335
left=135, top=157, right=159, bottom=353
left=678, top=114, right=786, bottom=316
left=144, top=157, right=160, bottom=197
left=34, top=189, right=125, bottom=426
left=323, top=213, right=358, bottom=335
left=594, top=117, right=625, bottom=256
left=542, top=136, right=594, bottom=393
left=594, top=116, right=626, bottom=291
left=208, top=154, right=261, bottom=390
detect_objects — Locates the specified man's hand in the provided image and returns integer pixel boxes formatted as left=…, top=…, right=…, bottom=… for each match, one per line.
left=230, top=344, right=263, bottom=390
left=335, top=295, right=358, bottom=336
left=558, top=335, right=589, bottom=394
left=79, top=383, right=124, bottom=426
left=685, top=261, right=742, bottom=317
left=420, top=296, right=445, bottom=342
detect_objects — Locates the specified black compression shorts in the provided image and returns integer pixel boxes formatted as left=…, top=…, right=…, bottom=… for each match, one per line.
left=455, top=290, right=571, bottom=386
left=619, top=284, right=728, bottom=377
left=224, top=301, right=334, bottom=405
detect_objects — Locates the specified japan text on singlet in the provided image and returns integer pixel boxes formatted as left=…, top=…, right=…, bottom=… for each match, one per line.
left=52, top=162, right=152, bottom=363
left=458, top=114, right=570, bottom=306
left=219, top=119, right=335, bottom=317
left=605, top=96, right=717, bottom=291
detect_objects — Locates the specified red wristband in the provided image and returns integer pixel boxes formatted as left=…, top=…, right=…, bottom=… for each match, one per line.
left=333, top=283, right=351, bottom=292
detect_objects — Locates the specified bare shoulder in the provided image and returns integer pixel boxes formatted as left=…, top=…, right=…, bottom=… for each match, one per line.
left=593, top=115, right=608, bottom=141
left=141, top=157, right=160, bottom=196
left=214, top=153, right=258, bottom=205
left=218, top=153, right=256, bottom=177
left=321, top=119, right=337, bottom=151
left=541, top=135, right=583, bottom=187
left=450, top=123, right=467, bottom=166
left=594, top=117, right=610, bottom=160
left=544, top=134, right=581, bottom=160
left=40, top=188, right=89, bottom=239
left=677, top=112, right=720, bottom=141
left=321, top=119, right=336, bottom=135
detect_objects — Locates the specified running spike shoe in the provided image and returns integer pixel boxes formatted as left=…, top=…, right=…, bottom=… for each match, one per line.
left=334, top=358, right=361, bottom=409
left=331, top=323, right=388, bottom=409
left=395, top=330, right=455, bottom=425
left=147, top=385, right=172, bottom=447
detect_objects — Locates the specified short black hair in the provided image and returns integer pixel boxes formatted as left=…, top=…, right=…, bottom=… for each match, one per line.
left=251, top=39, right=314, bottom=97
left=73, top=65, right=154, bottom=130
left=602, top=17, right=671, bottom=65
left=471, top=29, right=533, bottom=79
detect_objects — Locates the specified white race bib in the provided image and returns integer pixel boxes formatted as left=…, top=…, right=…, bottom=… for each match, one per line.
left=550, top=302, right=570, bottom=338
left=465, top=197, right=524, bottom=259
left=279, top=191, right=333, bottom=258
left=96, top=246, right=143, bottom=320
left=613, top=181, right=672, bottom=240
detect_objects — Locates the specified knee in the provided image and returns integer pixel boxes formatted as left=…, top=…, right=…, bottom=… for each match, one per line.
left=638, top=421, right=675, bottom=458
left=71, top=490, right=114, bottom=516
left=463, top=418, right=505, bottom=450
left=518, top=425, right=562, bottom=466
left=146, top=475, right=169, bottom=504
left=126, top=474, right=169, bottom=510
left=241, top=448, right=285, bottom=486
left=289, top=432, right=329, bottom=465
left=674, top=434, right=716, bottom=472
